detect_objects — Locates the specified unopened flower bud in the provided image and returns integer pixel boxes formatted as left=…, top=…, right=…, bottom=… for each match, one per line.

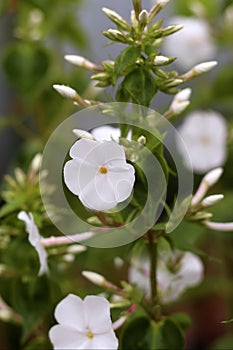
left=203, top=167, right=223, bottom=187
left=137, top=135, right=146, bottom=145
left=193, top=61, right=218, bottom=75
left=171, top=100, right=190, bottom=115
left=138, top=9, right=148, bottom=29
left=201, top=194, right=224, bottom=208
left=30, top=154, right=42, bottom=173
left=72, top=129, right=95, bottom=140
left=102, top=7, right=130, bottom=31
left=82, top=270, right=105, bottom=286
left=53, top=84, right=77, bottom=99
left=174, top=88, right=192, bottom=102
left=154, top=55, right=169, bottom=65
left=66, top=245, right=86, bottom=254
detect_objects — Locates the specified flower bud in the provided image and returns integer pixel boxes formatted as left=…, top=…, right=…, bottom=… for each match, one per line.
left=201, top=194, right=224, bottom=208
left=66, top=245, right=86, bottom=254
left=102, top=7, right=130, bottom=31
left=82, top=270, right=105, bottom=286
left=171, top=100, right=190, bottom=115
left=53, top=84, right=77, bottom=99
left=137, top=135, right=146, bottom=145
left=154, top=55, right=170, bottom=65
left=65, top=55, right=99, bottom=71
left=174, top=88, right=192, bottom=102
left=138, top=9, right=148, bottom=29
left=203, top=167, right=223, bottom=187
left=193, top=61, right=218, bottom=75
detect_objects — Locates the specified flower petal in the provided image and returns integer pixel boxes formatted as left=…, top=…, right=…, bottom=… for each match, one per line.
left=54, top=294, right=86, bottom=332
left=49, top=325, right=91, bottom=349
left=18, top=211, right=40, bottom=246
left=92, top=330, right=119, bottom=350
left=107, top=164, right=135, bottom=202
left=79, top=175, right=117, bottom=211
left=63, top=159, right=97, bottom=196
left=84, top=296, right=113, bottom=334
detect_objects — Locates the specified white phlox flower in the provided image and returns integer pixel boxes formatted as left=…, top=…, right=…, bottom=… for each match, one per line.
left=64, top=138, right=135, bottom=211
left=49, top=294, right=118, bottom=350
left=18, top=211, right=49, bottom=276
left=163, top=16, right=217, bottom=69
left=129, top=250, right=203, bottom=304
left=176, top=110, right=227, bottom=174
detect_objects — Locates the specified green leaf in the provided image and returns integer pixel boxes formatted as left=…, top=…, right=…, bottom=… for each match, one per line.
left=114, top=46, right=141, bottom=82
left=151, top=319, right=185, bottom=350
left=120, top=316, right=152, bottom=350
left=121, top=68, right=157, bottom=107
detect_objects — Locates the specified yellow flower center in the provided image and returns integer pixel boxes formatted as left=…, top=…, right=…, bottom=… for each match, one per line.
left=86, top=331, right=94, bottom=339
left=99, top=165, right=108, bottom=174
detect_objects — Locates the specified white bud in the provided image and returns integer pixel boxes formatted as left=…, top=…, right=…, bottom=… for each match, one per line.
left=171, top=100, right=190, bottom=115
left=203, top=167, right=223, bottom=187
left=201, top=194, right=224, bottom=208
left=114, top=257, right=124, bottom=268
left=193, top=61, right=218, bottom=75
left=102, top=7, right=122, bottom=21
left=65, top=55, right=85, bottom=67
left=31, top=153, right=42, bottom=173
left=66, top=245, right=86, bottom=254
left=174, top=88, right=192, bottom=102
left=157, top=0, right=170, bottom=7
left=204, top=221, right=233, bottom=231
left=154, top=55, right=169, bottom=65
left=82, top=270, right=105, bottom=286
left=138, top=9, right=148, bottom=27
left=72, top=129, right=95, bottom=140
left=137, top=135, right=146, bottom=145
left=53, top=84, right=77, bottom=99
left=0, top=309, right=12, bottom=322
left=63, top=254, right=75, bottom=263
left=108, top=28, right=123, bottom=36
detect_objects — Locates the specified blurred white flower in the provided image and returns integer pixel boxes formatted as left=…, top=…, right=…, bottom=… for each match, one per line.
left=163, top=17, right=217, bottom=69
left=64, top=138, right=135, bottom=211
left=49, top=294, right=118, bottom=350
left=176, top=110, right=227, bottom=174
left=129, top=250, right=203, bottom=304
left=18, top=211, right=49, bottom=276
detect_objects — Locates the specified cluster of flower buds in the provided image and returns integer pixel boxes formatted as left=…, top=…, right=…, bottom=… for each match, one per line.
left=186, top=168, right=233, bottom=231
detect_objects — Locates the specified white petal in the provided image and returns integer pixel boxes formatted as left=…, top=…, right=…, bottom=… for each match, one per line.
left=92, top=330, right=119, bottom=349
left=36, top=244, right=49, bottom=276
left=63, top=159, right=97, bottom=196
left=18, top=211, right=40, bottom=246
left=128, top=261, right=150, bottom=297
left=84, top=296, right=113, bottom=334
left=79, top=175, right=117, bottom=211
left=107, top=163, right=135, bottom=202
left=54, top=294, right=86, bottom=332
left=91, top=126, right=121, bottom=141
left=49, top=325, right=91, bottom=349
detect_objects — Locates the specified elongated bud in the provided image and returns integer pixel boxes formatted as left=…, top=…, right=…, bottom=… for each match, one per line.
left=137, top=135, right=146, bottom=145
left=30, top=154, right=42, bottom=173
left=203, top=167, right=223, bottom=187
left=72, top=129, right=95, bottom=140
left=112, top=316, right=127, bottom=330
left=164, top=78, right=183, bottom=88
left=182, top=61, right=218, bottom=81
left=174, top=88, right=192, bottom=102
left=103, top=29, right=131, bottom=43
left=66, top=245, right=87, bottom=254
left=162, top=24, right=183, bottom=36
left=53, top=84, right=77, bottom=99
left=204, top=221, right=233, bottom=231
left=149, top=0, right=170, bottom=21
left=82, top=270, right=105, bottom=286
left=201, top=194, right=224, bottom=208
left=138, top=9, right=148, bottom=29
left=132, top=0, right=142, bottom=19
left=65, top=55, right=101, bottom=72
left=171, top=100, right=190, bottom=115
left=102, top=8, right=130, bottom=31
left=191, top=168, right=223, bottom=206
left=154, top=55, right=169, bottom=65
